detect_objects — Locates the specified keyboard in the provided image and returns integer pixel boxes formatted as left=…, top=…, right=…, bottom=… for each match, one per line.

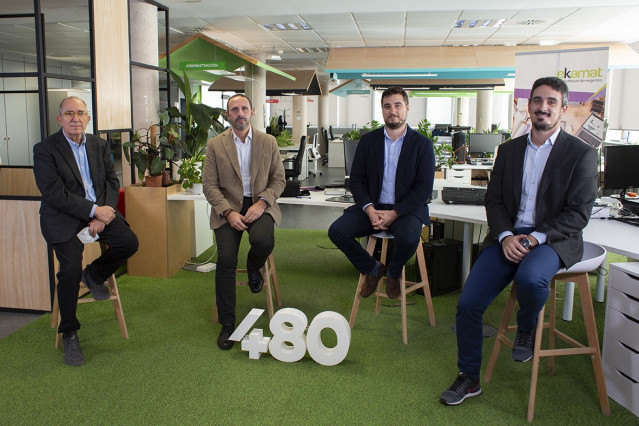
left=442, top=187, right=487, bottom=205
left=613, top=216, right=639, bottom=227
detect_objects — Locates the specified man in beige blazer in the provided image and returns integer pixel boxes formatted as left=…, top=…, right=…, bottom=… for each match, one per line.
left=202, top=94, right=286, bottom=350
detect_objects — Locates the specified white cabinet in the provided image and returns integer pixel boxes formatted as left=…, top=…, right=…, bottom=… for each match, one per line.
left=0, top=57, right=41, bottom=166
left=603, top=262, right=639, bottom=417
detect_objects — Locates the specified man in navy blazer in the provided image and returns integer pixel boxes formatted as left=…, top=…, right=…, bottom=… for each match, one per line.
left=329, top=86, right=435, bottom=299
left=33, top=96, right=138, bottom=366
left=440, top=77, right=598, bottom=405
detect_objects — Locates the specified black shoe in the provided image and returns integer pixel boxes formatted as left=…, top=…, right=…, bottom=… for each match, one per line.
left=81, top=268, right=110, bottom=301
left=62, top=332, right=84, bottom=366
left=440, top=372, right=482, bottom=405
left=247, top=269, right=264, bottom=294
left=512, top=328, right=536, bottom=362
left=217, top=324, right=235, bottom=350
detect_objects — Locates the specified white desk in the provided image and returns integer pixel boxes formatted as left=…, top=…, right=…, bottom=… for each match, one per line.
left=169, top=185, right=639, bottom=290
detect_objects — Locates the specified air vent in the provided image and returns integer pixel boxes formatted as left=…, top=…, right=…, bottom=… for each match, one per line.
left=516, top=20, right=545, bottom=26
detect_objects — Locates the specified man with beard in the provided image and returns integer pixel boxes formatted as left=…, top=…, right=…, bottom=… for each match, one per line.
left=202, top=94, right=286, bottom=350
left=328, top=86, right=435, bottom=299
left=440, top=77, right=598, bottom=405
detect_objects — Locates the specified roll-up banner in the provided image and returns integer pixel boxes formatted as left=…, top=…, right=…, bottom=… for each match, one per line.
left=512, top=47, right=609, bottom=148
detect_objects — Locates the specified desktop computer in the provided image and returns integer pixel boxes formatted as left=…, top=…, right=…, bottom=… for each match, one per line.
left=413, top=238, right=462, bottom=296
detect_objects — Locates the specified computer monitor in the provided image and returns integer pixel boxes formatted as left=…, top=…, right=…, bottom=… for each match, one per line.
left=604, top=145, right=639, bottom=198
left=448, top=125, right=472, bottom=133
left=344, top=138, right=360, bottom=178
left=468, top=133, right=502, bottom=156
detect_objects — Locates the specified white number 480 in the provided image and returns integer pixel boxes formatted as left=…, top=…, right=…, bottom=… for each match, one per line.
left=228, top=308, right=351, bottom=366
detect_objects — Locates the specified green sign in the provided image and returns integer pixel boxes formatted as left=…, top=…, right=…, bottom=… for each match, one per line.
left=179, top=61, right=226, bottom=70
left=347, top=89, right=370, bottom=95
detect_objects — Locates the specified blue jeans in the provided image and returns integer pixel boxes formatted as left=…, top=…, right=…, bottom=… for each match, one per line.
left=456, top=228, right=561, bottom=380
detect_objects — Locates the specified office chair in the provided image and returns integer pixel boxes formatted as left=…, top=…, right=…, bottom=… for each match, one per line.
left=307, top=133, right=322, bottom=177
left=329, top=125, right=336, bottom=140
left=284, top=136, right=306, bottom=181
left=321, top=129, right=330, bottom=165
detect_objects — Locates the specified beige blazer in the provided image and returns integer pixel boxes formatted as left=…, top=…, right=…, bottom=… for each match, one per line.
left=202, top=127, right=286, bottom=230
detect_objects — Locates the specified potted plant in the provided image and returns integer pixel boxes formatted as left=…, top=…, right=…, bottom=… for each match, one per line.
left=178, top=150, right=205, bottom=194
left=417, top=118, right=454, bottom=178
left=163, top=70, right=226, bottom=159
left=123, top=123, right=177, bottom=187
left=342, top=120, right=382, bottom=140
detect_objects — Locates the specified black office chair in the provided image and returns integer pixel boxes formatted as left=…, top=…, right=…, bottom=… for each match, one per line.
left=329, top=125, right=336, bottom=140
left=321, top=129, right=330, bottom=165
left=284, top=136, right=306, bottom=181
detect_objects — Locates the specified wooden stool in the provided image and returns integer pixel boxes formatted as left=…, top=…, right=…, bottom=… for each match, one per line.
left=483, top=242, right=610, bottom=422
left=349, top=231, right=436, bottom=344
left=52, top=272, right=128, bottom=349
left=212, top=253, right=281, bottom=323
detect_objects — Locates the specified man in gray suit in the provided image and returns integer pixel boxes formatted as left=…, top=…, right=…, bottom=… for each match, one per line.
left=33, top=96, right=138, bottom=366
left=202, top=94, right=285, bottom=350
left=440, top=77, right=598, bottom=405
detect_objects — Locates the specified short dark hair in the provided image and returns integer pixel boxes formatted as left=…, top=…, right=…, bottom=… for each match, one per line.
left=227, top=93, right=253, bottom=110
left=530, top=77, right=569, bottom=107
left=381, top=86, right=409, bottom=106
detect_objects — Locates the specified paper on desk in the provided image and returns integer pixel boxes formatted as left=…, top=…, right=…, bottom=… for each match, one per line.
left=77, top=227, right=99, bottom=244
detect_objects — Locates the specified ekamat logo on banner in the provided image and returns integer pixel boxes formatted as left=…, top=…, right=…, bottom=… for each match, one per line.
left=557, top=67, right=604, bottom=81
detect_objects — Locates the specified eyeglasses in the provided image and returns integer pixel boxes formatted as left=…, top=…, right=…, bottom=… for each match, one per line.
left=61, top=111, right=88, bottom=119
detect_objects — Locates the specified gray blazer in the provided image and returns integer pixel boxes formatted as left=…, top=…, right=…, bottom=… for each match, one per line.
left=482, top=129, right=598, bottom=269
left=33, top=130, right=121, bottom=245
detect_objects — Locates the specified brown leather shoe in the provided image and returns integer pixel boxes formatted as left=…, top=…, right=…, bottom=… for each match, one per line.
left=386, top=276, right=401, bottom=299
left=360, top=264, right=387, bottom=298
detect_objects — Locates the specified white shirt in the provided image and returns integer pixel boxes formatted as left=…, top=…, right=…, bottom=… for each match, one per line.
left=232, top=127, right=253, bottom=197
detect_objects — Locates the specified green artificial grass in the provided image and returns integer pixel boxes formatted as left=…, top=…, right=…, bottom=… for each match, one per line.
left=0, top=229, right=635, bottom=425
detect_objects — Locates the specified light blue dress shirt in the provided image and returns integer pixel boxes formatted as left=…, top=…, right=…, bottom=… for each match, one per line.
left=64, top=131, right=97, bottom=218
left=378, top=126, right=406, bottom=205
left=232, top=127, right=253, bottom=197
left=498, top=128, right=560, bottom=245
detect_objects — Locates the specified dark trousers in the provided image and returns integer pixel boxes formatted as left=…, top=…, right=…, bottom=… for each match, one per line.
left=213, top=197, right=275, bottom=326
left=51, top=217, right=138, bottom=334
left=328, top=206, right=423, bottom=278
left=455, top=227, right=561, bottom=380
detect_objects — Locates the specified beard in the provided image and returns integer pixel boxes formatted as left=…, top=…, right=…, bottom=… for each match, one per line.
left=231, top=117, right=249, bottom=131
left=384, top=117, right=405, bottom=130
left=531, top=112, right=560, bottom=131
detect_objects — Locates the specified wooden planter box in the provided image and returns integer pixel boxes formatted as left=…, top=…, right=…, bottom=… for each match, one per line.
left=125, top=184, right=193, bottom=278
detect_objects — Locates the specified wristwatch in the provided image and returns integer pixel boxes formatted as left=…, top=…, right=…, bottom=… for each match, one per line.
left=520, top=237, right=532, bottom=249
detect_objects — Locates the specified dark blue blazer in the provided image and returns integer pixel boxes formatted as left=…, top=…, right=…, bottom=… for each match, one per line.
left=347, top=125, right=435, bottom=224
left=482, top=129, right=598, bottom=268
left=33, top=130, right=121, bottom=245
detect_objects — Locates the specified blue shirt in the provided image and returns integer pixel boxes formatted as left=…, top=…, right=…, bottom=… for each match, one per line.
left=64, top=131, right=97, bottom=218
left=378, top=126, right=406, bottom=205
left=498, top=128, right=560, bottom=245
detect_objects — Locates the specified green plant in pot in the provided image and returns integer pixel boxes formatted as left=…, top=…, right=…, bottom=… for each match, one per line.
left=162, top=70, right=226, bottom=159
left=123, top=124, right=176, bottom=187
left=342, top=120, right=382, bottom=140
left=417, top=118, right=454, bottom=173
left=178, top=150, right=205, bottom=194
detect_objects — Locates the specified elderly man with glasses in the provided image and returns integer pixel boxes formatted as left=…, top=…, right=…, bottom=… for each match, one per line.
left=33, top=96, right=139, bottom=366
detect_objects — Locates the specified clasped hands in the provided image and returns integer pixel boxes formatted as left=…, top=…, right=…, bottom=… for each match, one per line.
left=365, top=206, right=398, bottom=230
left=226, top=200, right=267, bottom=231
left=501, top=234, right=538, bottom=263
left=88, top=205, right=116, bottom=237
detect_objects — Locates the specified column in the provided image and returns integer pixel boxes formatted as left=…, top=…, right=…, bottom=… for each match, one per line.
left=291, top=95, right=307, bottom=147
left=245, top=61, right=266, bottom=132
left=129, top=0, right=159, bottom=186
left=318, top=81, right=330, bottom=156
left=456, top=97, right=470, bottom=126
left=476, top=89, right=494, bottom=133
